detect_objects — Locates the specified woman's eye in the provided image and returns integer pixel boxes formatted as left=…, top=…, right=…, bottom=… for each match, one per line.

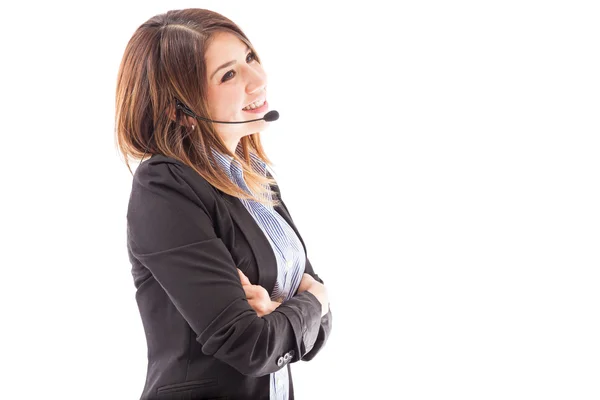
left=221, top=52, right=259, bottom=83
left=247, top=51, right=257, bottom=63
left=222, top=71, right=234, bottom=82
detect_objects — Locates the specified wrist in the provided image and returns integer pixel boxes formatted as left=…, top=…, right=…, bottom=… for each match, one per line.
left=307, top=284, right=328, bottom=315
left=270, top=300, right=282, bottom=313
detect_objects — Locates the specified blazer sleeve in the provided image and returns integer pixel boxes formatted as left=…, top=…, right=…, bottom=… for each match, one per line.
left=272, top=181, right=333, bottom=362
left=127, top=161, right=323, bottom=377
left=297, top=257, right=333, bottom=361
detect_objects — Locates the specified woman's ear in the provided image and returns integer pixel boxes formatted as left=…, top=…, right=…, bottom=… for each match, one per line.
left=166, top=103, right=196, bottom=128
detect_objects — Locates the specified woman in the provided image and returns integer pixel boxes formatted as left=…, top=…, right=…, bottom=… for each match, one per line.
left=115, top=8, right=332, bottom=400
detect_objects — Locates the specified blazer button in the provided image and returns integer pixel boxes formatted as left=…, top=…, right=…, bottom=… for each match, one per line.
left=289, top=350, right=295, bottom=358
left=277, top=356, right=284, bottom=367
left=283, top=353, right=291, bottom=362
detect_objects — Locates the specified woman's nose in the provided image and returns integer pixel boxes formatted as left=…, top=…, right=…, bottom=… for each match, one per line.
left=246, top=68, right=267, bottom=94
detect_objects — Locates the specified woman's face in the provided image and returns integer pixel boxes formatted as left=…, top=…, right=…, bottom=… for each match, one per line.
left=205, top=31, right=269, bottom=153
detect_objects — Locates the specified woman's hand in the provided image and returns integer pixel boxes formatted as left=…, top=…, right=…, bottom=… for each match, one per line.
left=238, top=269, right=281, bottom=317
left=297, top=273, right=317, bottom=294
left=297, top=273, right=329, bottom=317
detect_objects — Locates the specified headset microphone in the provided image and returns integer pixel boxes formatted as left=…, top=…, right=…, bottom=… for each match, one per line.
left=139, top=99, right=280, bottom=164
left=175, top=100, right=280, bottom=124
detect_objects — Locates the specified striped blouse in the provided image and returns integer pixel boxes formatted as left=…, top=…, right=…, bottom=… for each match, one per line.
left=211, top=148, right=305, bottom=400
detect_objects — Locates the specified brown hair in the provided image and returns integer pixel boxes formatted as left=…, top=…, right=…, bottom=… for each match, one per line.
left=114, top=8, right=280, bottom=207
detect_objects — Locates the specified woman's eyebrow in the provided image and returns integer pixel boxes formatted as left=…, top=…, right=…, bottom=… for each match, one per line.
left=210, top=45, right=252, bottom=80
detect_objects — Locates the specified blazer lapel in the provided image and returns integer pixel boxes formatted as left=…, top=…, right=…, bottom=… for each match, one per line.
left=269, top=182, right=308, bottom=259
left=220, top=192, right=279, bottom=296
left=218, top=180, right=307, bottom=297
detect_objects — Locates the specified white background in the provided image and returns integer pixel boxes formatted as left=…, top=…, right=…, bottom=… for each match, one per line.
left=1, top=1, right=599, bottom=399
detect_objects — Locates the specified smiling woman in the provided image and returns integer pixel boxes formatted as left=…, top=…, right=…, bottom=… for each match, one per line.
left=203, top=30, right=272, bottom=154
left=114, top=8, right=332, bottom=400
left=115, top=9, right=276, bottom=206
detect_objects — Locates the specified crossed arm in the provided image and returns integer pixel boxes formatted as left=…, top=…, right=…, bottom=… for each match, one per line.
left=238, top=267, right=332, bottom=362
left=237, top=269, right=329, bottom=317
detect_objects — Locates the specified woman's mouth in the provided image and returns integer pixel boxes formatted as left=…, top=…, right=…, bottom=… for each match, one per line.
left=242, top=99, right=268, bottom=114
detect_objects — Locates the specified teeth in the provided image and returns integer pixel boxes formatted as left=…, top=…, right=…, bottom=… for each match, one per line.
left=243, top=99, right=265, bottom=110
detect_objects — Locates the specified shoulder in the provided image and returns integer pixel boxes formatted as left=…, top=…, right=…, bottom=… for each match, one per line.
left=129, top=154, right=219, bottom=215
left=134, top=154, right=199, bottom=184
left=134, top=154, right=214, bottom=191
left=126, top=155, right=222, bottom=256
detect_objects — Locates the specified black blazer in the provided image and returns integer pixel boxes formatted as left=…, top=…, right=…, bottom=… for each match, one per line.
left=126, top=154, right=332, bottom=400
